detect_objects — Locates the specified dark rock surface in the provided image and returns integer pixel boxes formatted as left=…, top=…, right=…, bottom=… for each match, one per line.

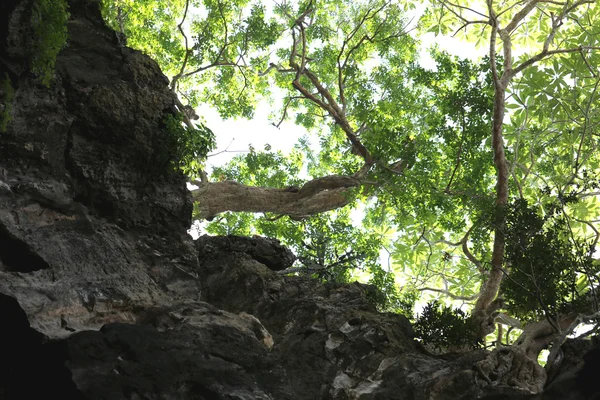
left=66, top=304, right=293, bottom=400
left=196, top=234, right=296, bottom=271
left=0, top=0, right=598, bottom=399
left=0, top=293, right=84, bottom=399
left=0, top=0, right=199, bottom=338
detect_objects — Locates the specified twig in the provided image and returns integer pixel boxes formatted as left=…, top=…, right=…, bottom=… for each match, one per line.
left=171, top=0, right=192, bottom=91
left=418, top=287, right=478, bottom=301
left=207, top=138, right=236, bottom=157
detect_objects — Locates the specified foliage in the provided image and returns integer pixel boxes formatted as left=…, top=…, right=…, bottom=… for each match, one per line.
left=209, top=144, right=305, bottom=190
left=503, top=199, right=600, bottom=321
left=101, top=0, right=280, bottom=118
left=30, top=0, right=70, bottom=86
left=103, top=0, right=600, bottom=350
left=0, top=75, right=15, bottom=133
left=413, top=300, right=483, bottom=351
left=162, top=113, right=216, bottom=177
left=367, top=270, right=418, bottom=315
left=292, top=216, right=379, bottom=283
left=101, top=0, right=187, bottom=76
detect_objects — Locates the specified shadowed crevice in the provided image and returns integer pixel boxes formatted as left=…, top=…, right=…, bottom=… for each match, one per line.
left=0, top=293, right=84, bottom=399
left=0, top=224, right=50, bottom=272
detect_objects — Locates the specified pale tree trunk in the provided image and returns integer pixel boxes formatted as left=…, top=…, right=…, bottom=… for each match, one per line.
left=472, top=14, right=512, bottom=337
left=192, top=175, right=361, bottom=220
left=472, top=79, right=509, bottom=336
left=470, top=0, right=590, bottom=338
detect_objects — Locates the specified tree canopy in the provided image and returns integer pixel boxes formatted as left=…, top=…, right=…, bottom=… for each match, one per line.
left=100, top=0, right=600, bottom=369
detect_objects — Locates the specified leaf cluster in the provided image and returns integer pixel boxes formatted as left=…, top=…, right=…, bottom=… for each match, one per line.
left=161, top=113, right=216, bottom=177
left=286, top=213, right=410, bottom=312
left=293, top=214, right=380, bottom=281
left=101, top=0, right=187, bottom=77
left=367, top=269, right=417, bottom=315
left=30, top=0, right=70, bottom=87
left=413, top=300, right=483, bottom=351
left=502, top=199, right=600, bottom=321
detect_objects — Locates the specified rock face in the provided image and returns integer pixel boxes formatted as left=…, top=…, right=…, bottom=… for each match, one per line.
left=1, top=0, right=199, bottom=338
left=0, top=0, right=598, bottom=399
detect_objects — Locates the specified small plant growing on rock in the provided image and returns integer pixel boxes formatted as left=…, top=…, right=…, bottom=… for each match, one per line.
left=161, top=112, right=216, bottom=177
left=30, top=0, right=70, bottom=86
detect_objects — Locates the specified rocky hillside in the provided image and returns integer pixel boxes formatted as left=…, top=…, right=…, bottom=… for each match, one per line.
left=0, top=0, right=597, bottom=399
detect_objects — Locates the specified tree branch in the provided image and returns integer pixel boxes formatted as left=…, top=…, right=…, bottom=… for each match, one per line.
left=170, top=0, right=192, bottom=91
left=503, top=0, right=542, bottom=34
left=418, top=287, right=479, bottom=301
left=192, top=175, right=361, bottom=219
left=287, top=14, right=374, bottom=177
left=171, top=0, right=241, bottom=87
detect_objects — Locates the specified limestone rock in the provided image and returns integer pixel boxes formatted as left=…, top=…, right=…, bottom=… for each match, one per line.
left=0, top=0, right=597, bottom=399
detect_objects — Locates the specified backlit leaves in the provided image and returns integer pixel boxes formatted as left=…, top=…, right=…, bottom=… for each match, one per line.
left=101, top=0, right=600, bottom=338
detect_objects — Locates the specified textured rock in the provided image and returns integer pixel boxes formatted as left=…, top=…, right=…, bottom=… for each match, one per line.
left=0, top=0, right=199, bottom=338
left=66, top=303, right=292, bottom=400
left=0, top=0, right=598, bottom=399
left=196, top=234, right=296, bottom=271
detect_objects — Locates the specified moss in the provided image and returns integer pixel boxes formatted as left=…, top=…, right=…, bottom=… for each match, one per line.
left=30, top=0, right=70, bottom=86
left=0, top=74, right=15, bottom=133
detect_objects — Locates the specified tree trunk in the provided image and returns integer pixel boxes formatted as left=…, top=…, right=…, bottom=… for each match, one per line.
left=473, top=82, right=510, bottom=336
left=192, top=175, right=361, bottom=219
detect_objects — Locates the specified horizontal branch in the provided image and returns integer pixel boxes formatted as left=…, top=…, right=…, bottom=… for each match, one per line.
left=513, top=46, right=600, bottom=77
left=442, top=0, right=489, bottom=19
left=418, top=287, right=478, bottom=301
left=192, top=175, right=361, bottom=219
